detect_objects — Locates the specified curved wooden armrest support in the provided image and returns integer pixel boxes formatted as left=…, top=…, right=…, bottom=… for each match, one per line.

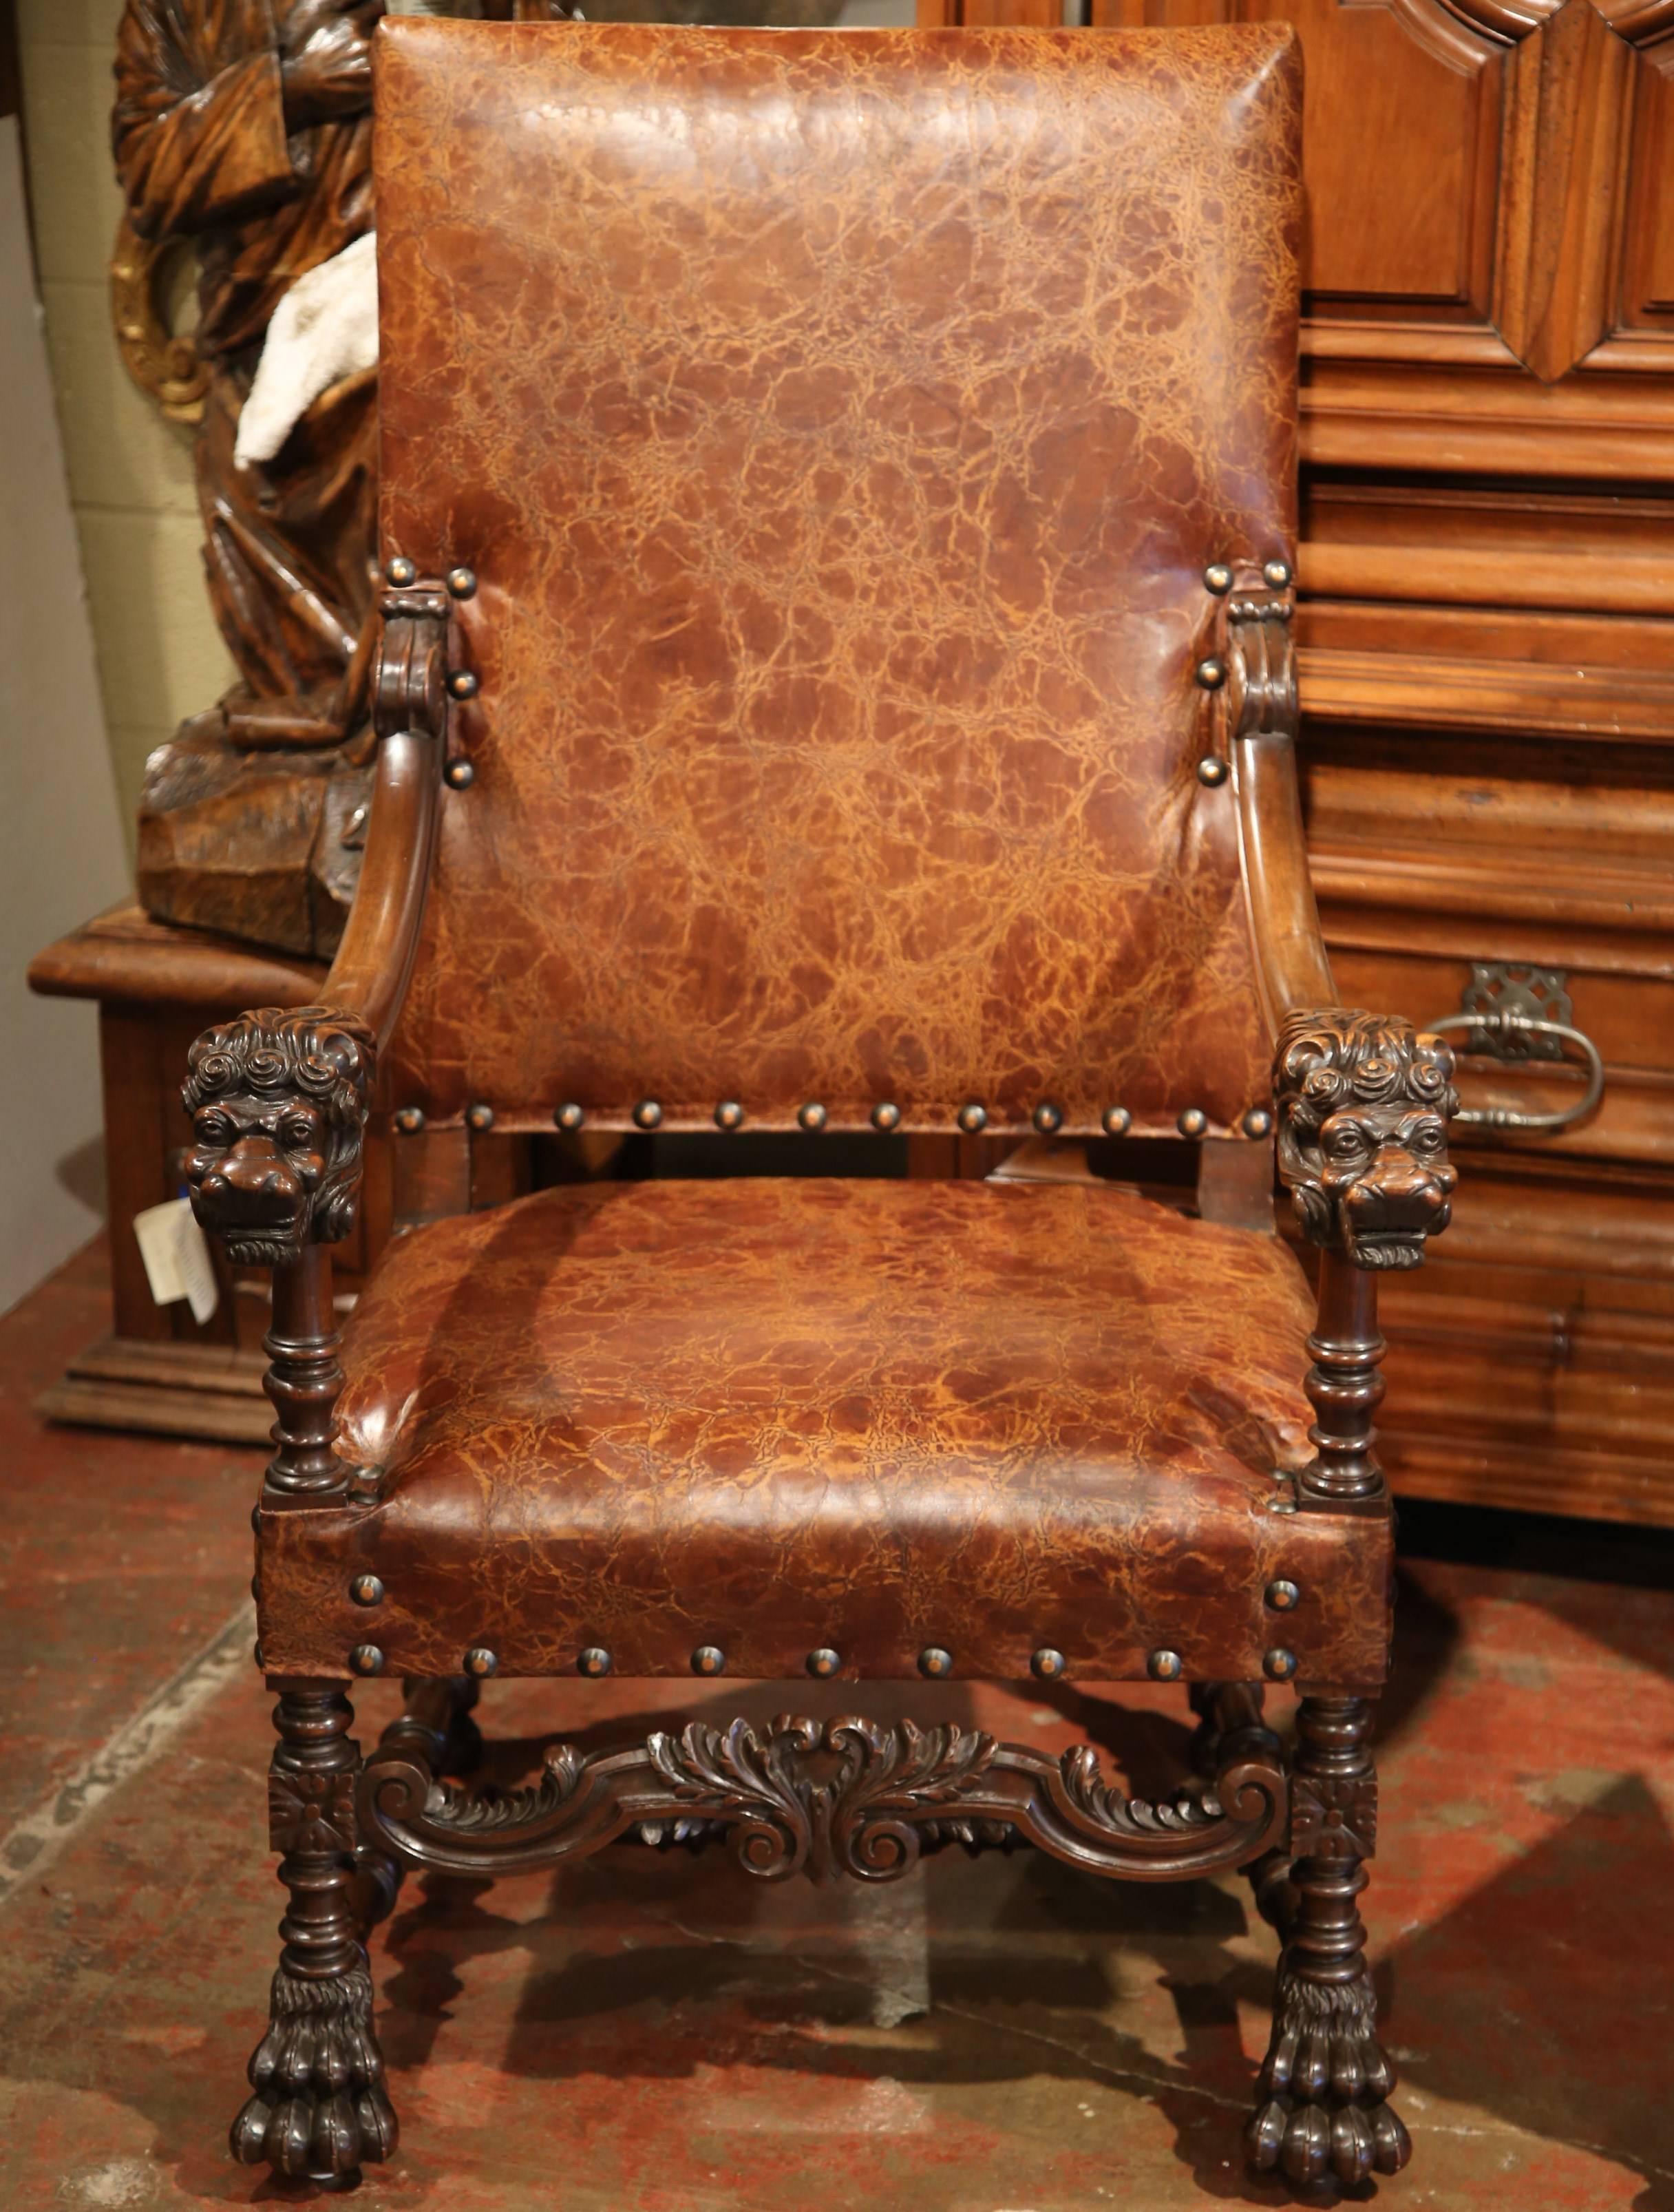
left=180, top=580, right=449, bottom=1270
left=1227, top=580, right=1337, bottom=1029
left=1218, top=581, right=1461, bottom=1511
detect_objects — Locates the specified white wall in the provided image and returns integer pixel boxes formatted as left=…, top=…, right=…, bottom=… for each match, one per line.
left=0, top=115, right=131, bottom=1317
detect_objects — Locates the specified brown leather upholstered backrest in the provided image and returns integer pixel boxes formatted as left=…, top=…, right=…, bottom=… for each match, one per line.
left=375, top=19, right=1301, bottom=1137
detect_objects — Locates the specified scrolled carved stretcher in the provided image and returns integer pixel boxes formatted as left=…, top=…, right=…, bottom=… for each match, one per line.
left=178, top=17, right=1459, bottom=2199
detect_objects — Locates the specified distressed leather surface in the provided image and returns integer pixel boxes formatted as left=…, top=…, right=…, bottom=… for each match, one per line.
left=373, top=19, right=1302, bottom=1136
left=257, top=1178, right=1393, bottom=1685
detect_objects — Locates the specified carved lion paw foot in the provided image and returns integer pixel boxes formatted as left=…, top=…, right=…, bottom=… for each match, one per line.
left=230, top=1967, right=397, bottom=2182
left=1247, top=1970, right=1410, bottom=2187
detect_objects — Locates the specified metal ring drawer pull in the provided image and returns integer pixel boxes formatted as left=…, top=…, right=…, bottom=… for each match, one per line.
left=1427, top=1010, right=1604, bottom=1136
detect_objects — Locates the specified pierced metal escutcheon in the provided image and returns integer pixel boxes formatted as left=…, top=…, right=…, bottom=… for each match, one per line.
left=1428, top=964, right=1603, bottom=1137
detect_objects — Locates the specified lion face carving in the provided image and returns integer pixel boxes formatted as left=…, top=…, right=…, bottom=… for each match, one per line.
left=1275, top=1009, right=1457, bottom=1271
left=182, top=1007, right=377, bottom=1267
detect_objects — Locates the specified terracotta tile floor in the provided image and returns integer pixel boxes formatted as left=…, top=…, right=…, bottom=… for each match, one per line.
left=2, top=1240, right=1673, bottom=2211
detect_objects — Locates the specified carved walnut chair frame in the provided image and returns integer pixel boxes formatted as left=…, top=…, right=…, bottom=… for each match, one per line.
left=184, top=567, right=1456, bottom=2196
left=176, top=23, right=1459, bottom=2201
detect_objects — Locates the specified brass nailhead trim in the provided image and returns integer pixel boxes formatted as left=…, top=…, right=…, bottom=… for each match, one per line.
left=1101, top=1106, right=1132, bottom=1136
left=1264, top=1647, right=1299, bottom=1680
left=1195, top=657, right=1227, bottom=690
left=1204, top=562, right=1233, bottom=595
left=957, top=1102, right=987, bottom=1134
left=798, top=1102, right=828, bottom=1132
left=1262, top=558, right=1293, bottom=590
left=578, top=1647, right=612, bottom=1678
left=1030, top=1646, right=1067, bottom=1681
left=253, top=1639, right=266, bottom=1670
left=467, top=1103, right=494, bottom=1132
left=918, top=1646, right=953, bottom=1679
left=554, top=1102, right=584, bottom=1132
left=1178, top=1107, right=1208, bottom=1137
left=1196, top=757, right=1229, bottom=788
left=447, top=670, right=479, bottom=700
left=806, top=1647, right=841, bottom=1678
left=1265, top=1579, right=1301, bottom=1612
left=463, top=1646, right=498, bottom=1678
left=349, top=1643, right=385, bottom=1676
left=445, top=759, right=475, bottom=790
left=394, top=1106, right=425, bottom=1135
left=1032, top=1102, right=1063, bottom=1135
left=349, top=1574, right=384, bottom=1608
left=1243, top=1106, right=1274, bottom=1139
left=714, top=1102, right=743, bottom=1130
left=871, top=1102, right=901, bottom=1132
left=633, top=1100, right=662, bottom=1130
left=447, top=565, right=477, bottom=599
left=385, top=556, right=416, bottom=586
left=692, top=1645, right=725, bottom=1676
left=1147, top=1649, right=1184, bottom=1682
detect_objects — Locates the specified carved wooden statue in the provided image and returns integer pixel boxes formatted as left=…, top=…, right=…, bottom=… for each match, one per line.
left=110, top=1, right=571, bottom=958
left=175, top=17, right=1462, bottom=2196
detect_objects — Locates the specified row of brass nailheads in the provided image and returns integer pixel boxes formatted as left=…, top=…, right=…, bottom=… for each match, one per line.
left=1193, top=556, right=1291, bottom=786
left=345, top=1639, right=1300, bottom=1681
left=385, top=556, right=476, bottom=600
left=394, top=1102, right=1278, bottom=1140
left=343, top=1575, right=1301, bottom=1682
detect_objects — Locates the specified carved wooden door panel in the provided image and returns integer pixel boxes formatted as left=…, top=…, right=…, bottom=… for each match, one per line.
left=921, top=0, right=1674, bottom=1526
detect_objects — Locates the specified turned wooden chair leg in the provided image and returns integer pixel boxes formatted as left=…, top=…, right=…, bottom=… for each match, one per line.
left=1247, top=1692, right=1408, bottom=2188
left=231, top=1682, right=398, bottom=2189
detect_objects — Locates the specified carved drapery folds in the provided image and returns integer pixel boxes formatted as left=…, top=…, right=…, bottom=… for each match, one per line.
left=182, top=1007, right=377, bottom=1267
left=1275, top=1010, right=1459, bottom=1272
left=358, top=1711, right=1290, bottom=1887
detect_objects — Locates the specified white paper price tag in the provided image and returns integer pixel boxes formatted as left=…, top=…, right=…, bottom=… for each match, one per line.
left=133, top=1198, right=221, bottom=1325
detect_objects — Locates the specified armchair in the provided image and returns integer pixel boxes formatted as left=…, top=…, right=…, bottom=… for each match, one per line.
left=180, top=17, right=1457, bottom=2197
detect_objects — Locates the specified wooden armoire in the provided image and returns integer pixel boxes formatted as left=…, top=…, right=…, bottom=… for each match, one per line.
left=926, top=0, right=1674, bottom=1528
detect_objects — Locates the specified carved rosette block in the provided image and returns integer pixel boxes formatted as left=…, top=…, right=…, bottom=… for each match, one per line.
left=1275, top=1008, right=1459, bottom=1271
left=182, top=1007, right=376, bottom=1267
left=358, top=1711, right=1289, bottom=1888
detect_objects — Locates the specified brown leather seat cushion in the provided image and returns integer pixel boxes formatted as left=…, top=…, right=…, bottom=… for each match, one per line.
left=259, top=1178, right=1392, bottom=1686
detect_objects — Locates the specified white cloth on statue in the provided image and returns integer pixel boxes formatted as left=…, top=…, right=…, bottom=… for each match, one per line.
left=233, top=231, right=380, bottom=470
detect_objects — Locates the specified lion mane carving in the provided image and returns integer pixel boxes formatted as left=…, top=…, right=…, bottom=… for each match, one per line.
left=1274, top=1009, right=1457, bottom=1271
left=182, top=1007, right=377, bottom=1267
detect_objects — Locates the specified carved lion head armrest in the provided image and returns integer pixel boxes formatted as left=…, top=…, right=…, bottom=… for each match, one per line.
left=182, top=1007, right=377, bottom=1267
left=1274, top=1009, right=1459, bottom=1272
